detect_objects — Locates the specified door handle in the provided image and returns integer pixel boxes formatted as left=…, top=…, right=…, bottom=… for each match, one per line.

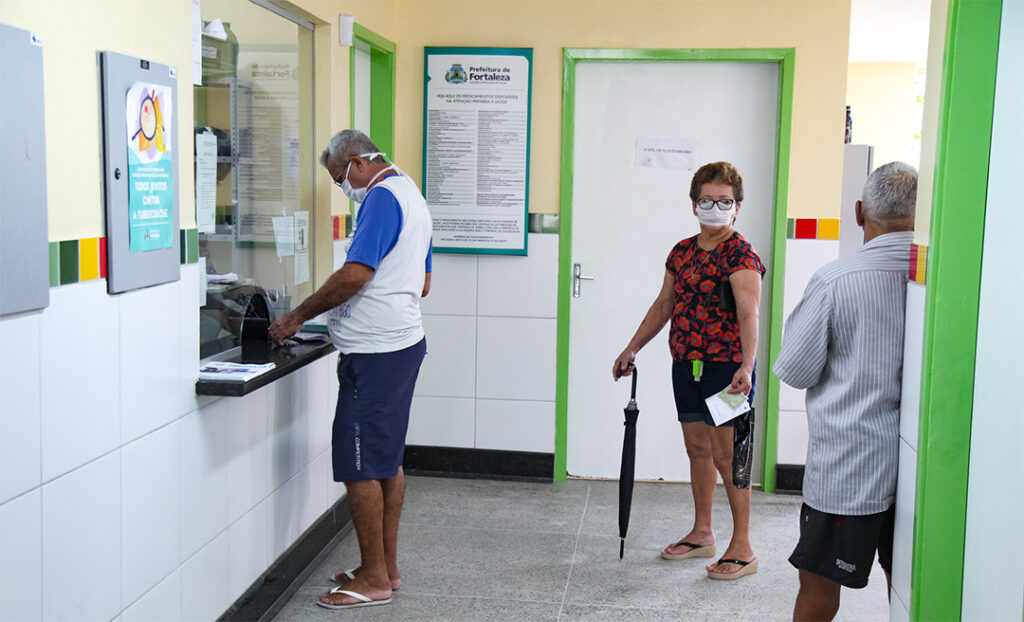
left=573, top=263, right=594, bottom=298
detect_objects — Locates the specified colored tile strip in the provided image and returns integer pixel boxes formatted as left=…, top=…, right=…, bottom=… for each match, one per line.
left=58, top=240, right=78, bottom=285
left=794, top=218, right=817, bottom=239
left=910, top=243, right=927, bottom=284
left=817, top=218, right=840, bottom=240
left=79, top=238, right=100, bottom=281
left=99, top=237, right=107, bottom=278
left=333, top=216, right=341, bottom=240
left=786, top=218, right=842, bottom=240
left=48, top=242, right=59, bottom=287
left=186, top=229, right=199, bottom=264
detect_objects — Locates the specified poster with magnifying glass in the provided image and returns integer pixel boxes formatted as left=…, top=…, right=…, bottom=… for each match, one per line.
left=125, top=81, right=175, bottom=252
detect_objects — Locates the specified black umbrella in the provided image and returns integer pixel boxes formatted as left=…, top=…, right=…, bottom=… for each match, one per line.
left=617, top=362, right=640, bottom=559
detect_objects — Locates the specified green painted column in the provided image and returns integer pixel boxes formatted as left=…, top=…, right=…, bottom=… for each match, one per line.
left=910, top=0, right=1002, bottom=619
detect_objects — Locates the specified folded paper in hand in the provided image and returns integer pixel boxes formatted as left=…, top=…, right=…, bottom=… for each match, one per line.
left=705, top=385, right=751, bottom=426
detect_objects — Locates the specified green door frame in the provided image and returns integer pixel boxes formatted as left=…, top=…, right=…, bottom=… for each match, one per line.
left=555, top=48, right=795, bottom=489
left=909, top=0, right=1001, bottom=619
left=348, top=24, right=396, bottom=222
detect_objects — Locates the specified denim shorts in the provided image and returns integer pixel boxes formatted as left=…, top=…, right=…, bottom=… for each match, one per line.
left=332, top=338, right=426, bottom=482
left=670, top=359, right=755, bottom=427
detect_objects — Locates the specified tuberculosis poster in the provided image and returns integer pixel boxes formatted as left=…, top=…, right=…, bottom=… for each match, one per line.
left=126, top=82, right=174, bottom=252
left=424, top=47, right=532, bottom=254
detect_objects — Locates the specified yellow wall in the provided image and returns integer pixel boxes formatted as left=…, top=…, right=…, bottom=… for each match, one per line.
left=1, top=0, right=851, bottom=241
left=0, top=0, right=195, bottom=237
left=846, top=62, right=918, bottom=169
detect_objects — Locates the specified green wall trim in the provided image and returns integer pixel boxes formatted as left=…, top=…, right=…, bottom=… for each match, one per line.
left=187, top=229, right=199, bottom=264
left=58, top=240, right=78, bottom=285
left=48, top=242, right=59, bottom=287
left=910, top=0, right=1002, bottom=620
left=555, top=48, right=795, bottom=486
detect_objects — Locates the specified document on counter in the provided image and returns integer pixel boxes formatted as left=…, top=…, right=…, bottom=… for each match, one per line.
left=705, top=385, right=751, bottom=426
left=198, top=361, right=275, bottom=382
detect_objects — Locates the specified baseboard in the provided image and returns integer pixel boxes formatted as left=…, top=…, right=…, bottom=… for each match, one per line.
left=403, top=445, right=554, bottom=483
left=219, top=495, right=353, bottom=622
left=775, top=463, right=805, bottom=494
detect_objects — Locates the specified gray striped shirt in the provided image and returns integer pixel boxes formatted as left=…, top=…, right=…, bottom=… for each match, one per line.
left=773, top=231, right=913, bottom=515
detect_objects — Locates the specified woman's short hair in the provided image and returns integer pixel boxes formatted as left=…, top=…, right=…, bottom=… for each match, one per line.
left=689, top=162, right=744, bottom=203
left=861, top=161, right=917, bottom=226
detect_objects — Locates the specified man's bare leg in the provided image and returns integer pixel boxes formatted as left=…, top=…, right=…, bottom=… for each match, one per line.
left=329, top=469, right=405, bottom=590
left=794, top=569, right=841, bottom=621
left=319, top=479, right=393, bottom=606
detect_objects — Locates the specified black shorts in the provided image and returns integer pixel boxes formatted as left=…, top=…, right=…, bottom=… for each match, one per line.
left=670, top=359, right=755, bottom=427
left=332, top=338, right=426, bottom=482
left=788, top=503, right=895, bottom=589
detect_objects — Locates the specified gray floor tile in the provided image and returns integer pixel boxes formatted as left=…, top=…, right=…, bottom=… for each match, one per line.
left=272, top=476, right=890, bottom=621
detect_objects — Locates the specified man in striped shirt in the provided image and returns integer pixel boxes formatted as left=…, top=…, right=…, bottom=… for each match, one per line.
left=773, top=162, right=917, bottom=621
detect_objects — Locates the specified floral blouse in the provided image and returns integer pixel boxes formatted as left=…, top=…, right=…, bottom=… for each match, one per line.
left=665, top=232, right=765, bottom=362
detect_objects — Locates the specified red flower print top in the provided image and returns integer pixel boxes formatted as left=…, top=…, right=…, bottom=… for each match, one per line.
left=665, top=232, right=765, bottom=362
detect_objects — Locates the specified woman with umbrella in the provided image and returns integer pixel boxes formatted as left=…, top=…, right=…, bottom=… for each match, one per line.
left=612, top=161, right=764, bottom=580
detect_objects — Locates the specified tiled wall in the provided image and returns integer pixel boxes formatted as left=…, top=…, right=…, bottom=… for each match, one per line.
left=0, top=262, right=342, bottom=622
left=409, top=233, right=558, bottom=454
left=889, top=280, right=926, bottom=621
left=775, top=237, right=840, bottom=464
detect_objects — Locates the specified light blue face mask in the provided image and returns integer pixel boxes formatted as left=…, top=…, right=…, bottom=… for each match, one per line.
left=340, top=152, right=396, bottom=203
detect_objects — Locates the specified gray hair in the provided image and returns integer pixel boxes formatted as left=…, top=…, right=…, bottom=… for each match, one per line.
left=319, top=130, right=382, bottom=169
left=861, top=161, right=918, bottom=226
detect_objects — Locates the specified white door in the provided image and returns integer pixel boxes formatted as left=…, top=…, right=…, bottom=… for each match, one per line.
left=566, top=60, right=780, bottom=481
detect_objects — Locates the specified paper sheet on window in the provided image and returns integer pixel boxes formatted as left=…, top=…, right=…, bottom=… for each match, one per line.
left=635, top=137, right=697, bottom=170
left=272, top=216, right=294, bottom=257
left=294, top=210, right=310, bottom=284
left=195, top=132, right=217, bottom=233
left=192, top=0, right=203, bottom=85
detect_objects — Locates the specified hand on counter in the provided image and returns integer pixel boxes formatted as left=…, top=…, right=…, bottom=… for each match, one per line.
left=269, top=312, right=303, bottom=346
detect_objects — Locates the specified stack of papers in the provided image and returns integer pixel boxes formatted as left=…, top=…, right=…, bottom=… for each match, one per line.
left=198, top=361, right=275, bottom=382
left=705, top=386, right=751, bottom=426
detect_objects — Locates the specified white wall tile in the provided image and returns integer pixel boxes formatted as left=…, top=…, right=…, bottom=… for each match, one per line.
left=42, top=453, right=120, bottom=622
left=777, top=378, right=805, bottom=412
left=1, top=489, right=42, bottom=622
left=227, top=388, right=271, bottom=524
left=122, top=423, right=181, bottom=607
left=416, top=315, right=476, bottom=398
left=476, top=317, right=556, bottom=401
left=179, top=263, right=207, bottom=417
left=0, top=311, right=41, bottom=503
left=891, top=438, right=916, bottom=606
left=782, top=239, right=838, bottom=319
left=475, top=399, right=555, bottom=452
left=310, top=355, right=335, bottom=460
left=181, top=531, right=231, bottom=622
left=40, top=281, right=121, bottom=482
left=180, top=400, right=231, bottom=560
left=420, top=253, right=478, bottom=316
left=268, top=375, right=313, bottom=490
left=776, top=409, right=809, bottom=464
left=268, top=468, right=308, bottom=561
left=121, top=570, right=181, bottom=622
left=407, top=396, right=475, bottom=448
left=900, top=282, right=925, bottom=452
left=305, top=453, right=330, bottom=531
left=478, top=233, right=558, bottom=318
left=121, top=282, right=183, bottom=443
left=889, top=575, right=911, bottom=622
left=227, top=499, right=268, bottom=600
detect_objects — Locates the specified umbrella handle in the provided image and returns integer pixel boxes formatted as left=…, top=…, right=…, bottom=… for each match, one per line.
left=629, top=363, right=637, bottom=401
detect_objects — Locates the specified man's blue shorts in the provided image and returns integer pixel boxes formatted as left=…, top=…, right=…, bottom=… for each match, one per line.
left=671, top=359, right=755, bottom=427
left=332, top=338, right=426, bottom=482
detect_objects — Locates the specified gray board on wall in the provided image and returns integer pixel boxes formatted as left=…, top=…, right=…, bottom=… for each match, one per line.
left=99, top=50, right=180, bottom=294
left=0, top=24, right=49, bottom=316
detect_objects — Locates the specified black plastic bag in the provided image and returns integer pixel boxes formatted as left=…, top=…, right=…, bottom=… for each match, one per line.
left=732, top=407, right=754, bottom=489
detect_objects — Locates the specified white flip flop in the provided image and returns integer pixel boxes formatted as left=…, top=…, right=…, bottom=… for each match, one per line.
left=328, top=569, right=356, bottom=584
left=316, top=587, right=392, bottom=610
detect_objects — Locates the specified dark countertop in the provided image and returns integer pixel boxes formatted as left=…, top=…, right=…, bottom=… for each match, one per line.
left=195, top=340, right=337, bottom=397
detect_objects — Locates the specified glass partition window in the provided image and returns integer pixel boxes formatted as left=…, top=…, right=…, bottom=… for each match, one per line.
left=194, top=1, right=315, bottom=359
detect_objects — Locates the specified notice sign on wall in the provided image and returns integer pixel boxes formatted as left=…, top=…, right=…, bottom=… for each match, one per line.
left=423, top=47, right=532, bottom=255
left=125, top=82, right=174, bottom=252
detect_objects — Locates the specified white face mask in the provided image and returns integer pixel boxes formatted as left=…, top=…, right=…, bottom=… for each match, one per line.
left=340, top=152, right=393, bottom=203
left=696, top=205, right=736, bottom=227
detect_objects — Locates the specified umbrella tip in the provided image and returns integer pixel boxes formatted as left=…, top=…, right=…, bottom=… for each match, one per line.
left=619, top=539, right=625, bottom=559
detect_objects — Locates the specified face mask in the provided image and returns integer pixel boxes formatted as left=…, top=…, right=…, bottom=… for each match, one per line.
left=696, top=206, right=736, bottom=227
left=340, top=152, right=393, bottom=203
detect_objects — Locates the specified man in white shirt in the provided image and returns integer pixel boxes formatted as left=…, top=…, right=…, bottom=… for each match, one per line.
left=773, top=162, right=917, bottom=621
left=270, top=129, right=432, bottom=611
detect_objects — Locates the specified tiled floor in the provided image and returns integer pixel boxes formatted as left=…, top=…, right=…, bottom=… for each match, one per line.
left=273, top=477, right=889, bottom=621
